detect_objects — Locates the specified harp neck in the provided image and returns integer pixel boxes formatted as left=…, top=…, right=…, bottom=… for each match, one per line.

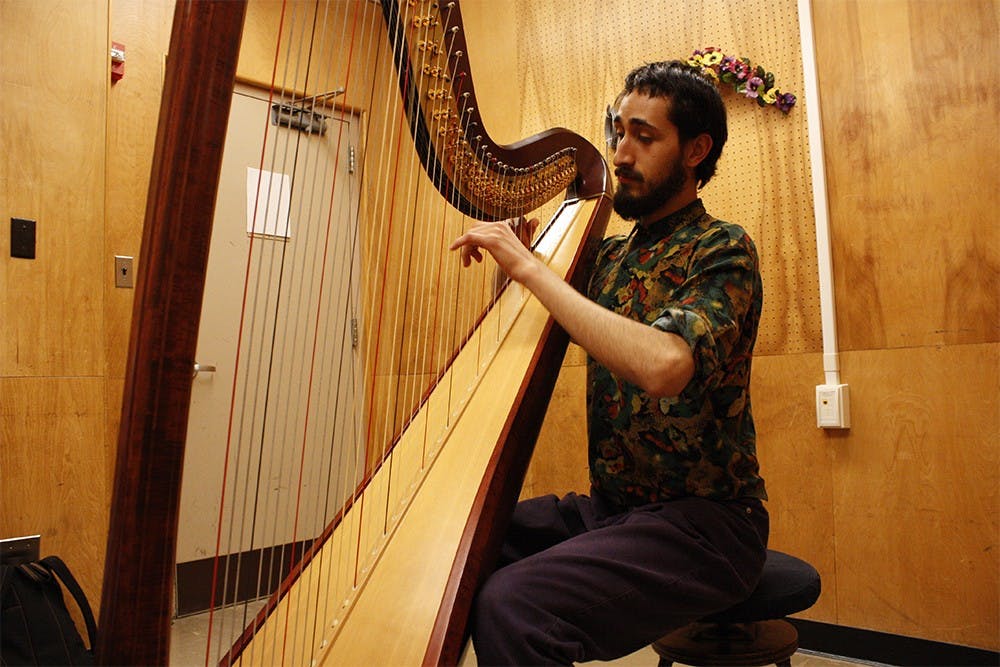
left=382, top=0, right=610, bottom=219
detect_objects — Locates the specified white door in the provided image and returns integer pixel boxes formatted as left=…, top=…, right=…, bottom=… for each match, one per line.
left=176, top=84, right=364, bottom=607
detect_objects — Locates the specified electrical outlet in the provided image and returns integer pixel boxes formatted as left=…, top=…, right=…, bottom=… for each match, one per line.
left=816, top=384, right=850, bottom=429
left=1, top=534, right=40, bottom=565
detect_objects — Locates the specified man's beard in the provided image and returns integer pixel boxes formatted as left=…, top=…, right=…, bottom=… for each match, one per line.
left=612, top=156, right=687, bottom=221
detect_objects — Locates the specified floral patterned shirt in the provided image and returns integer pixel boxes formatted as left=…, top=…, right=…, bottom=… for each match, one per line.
left=586, top=199, right=767, bottom=509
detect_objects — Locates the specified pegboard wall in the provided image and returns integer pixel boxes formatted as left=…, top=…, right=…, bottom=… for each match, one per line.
left=513, top=0, right=823, bottom=355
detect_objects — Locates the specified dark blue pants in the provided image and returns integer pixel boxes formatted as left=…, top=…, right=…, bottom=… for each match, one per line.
left=470, top=491, right=769, bottom=666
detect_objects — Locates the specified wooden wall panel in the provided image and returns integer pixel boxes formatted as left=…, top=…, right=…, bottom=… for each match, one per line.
left=750, top=352, right=839, bottom=622
left=106, top=0, right=174, bottom=380
left=807, top=0, right=1000, bottom=649
left=237, top=0, right=387, bottom=113
left=0, top=0, right=174, bottom=618
left=461, top=1, right=521, bottom=146
left=831, top=344, right=999, bottom=647
left=0, top=0, right=108, bottom=616
left=0, top=377, right=108, bottom=607
left=812, top=0, right=999, bottom=351
left=0, top=0, right=106, bottom=377
left=103, top=9, right=176, bottom=606
left=520, top=344, right=589, bottom=501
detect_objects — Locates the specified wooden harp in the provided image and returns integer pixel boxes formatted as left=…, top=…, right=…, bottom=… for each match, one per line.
left=97, top=1, right=610, bottom=665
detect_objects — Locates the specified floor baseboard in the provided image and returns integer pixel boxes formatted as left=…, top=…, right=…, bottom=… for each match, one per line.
left=791, top=618, right=999, bottom=666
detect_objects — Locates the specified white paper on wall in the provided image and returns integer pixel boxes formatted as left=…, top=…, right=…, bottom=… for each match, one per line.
left=246, top=167, right=292, bottom=239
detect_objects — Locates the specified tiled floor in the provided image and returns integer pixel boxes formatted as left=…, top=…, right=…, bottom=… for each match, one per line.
left=170, top=603, right=868, bottom=667
left=170, top=601, right=265, bottom=667
left=586, top=645, right=868, bottom=667
left=459, top=640, right=868, bottom=667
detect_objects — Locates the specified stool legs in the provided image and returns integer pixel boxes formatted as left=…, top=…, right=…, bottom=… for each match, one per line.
left=651, top=619, right=799, bottom=667
left=657, top=659, right=792, bottom=667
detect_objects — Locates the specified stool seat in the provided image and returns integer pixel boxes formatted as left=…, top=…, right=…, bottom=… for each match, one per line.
left=703, top=550, right=820, bottom=624
left=652, top=550, right=820, bottom=667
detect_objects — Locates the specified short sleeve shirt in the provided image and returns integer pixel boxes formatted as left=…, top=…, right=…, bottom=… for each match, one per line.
left=586, top=199, right=767, bottom=509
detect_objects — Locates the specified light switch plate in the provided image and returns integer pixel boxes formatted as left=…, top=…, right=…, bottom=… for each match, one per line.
left=115, top=255, right=134, bottom=288
left=11, top=217, right=36, bottom=259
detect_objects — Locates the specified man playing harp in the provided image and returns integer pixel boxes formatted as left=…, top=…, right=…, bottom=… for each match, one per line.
left=450, top=60, right=768, bottom=665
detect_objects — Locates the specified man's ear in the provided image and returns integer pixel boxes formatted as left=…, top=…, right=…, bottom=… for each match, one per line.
left=685, top=133, right=713, bottom=168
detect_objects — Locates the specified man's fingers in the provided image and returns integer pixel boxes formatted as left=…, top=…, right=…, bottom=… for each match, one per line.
left=451, top=233, right=484, bottom=267
left=508, top=216, right=539, bottom=247
left=450, top=220, right=519, bottom=269
left=463, top=246, right=483, bottom=266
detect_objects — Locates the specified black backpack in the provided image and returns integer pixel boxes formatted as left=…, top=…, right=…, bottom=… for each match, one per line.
left=1, top=556, right=97, bottom=666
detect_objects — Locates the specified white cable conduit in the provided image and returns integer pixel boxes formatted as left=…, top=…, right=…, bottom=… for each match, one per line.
left=798, top=0, right=850, bottom=427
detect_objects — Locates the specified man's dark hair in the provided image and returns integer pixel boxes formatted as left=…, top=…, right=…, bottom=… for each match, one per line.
left=620, top=60, right=728, bottom=188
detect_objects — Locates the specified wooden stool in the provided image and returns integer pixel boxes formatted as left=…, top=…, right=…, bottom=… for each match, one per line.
left=652, top=550, right=821, bottom=667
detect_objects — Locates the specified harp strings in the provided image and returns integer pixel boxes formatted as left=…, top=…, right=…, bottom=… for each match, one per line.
left=210, top=0, right=284, bottom=659
left=379, top=0, right=467, bottom=496
left=205, top=0, right=371, bottom=662
left=304, top=3, right=377, bottom=661
left=278, top=1, right=374, bottom=661
left=208, top=0, right=304, bottom=658
left=283, top=2, right=378, bottom=662
left=415, top=6, right=465, bottom=467
left=204, top=0, right=532, bottom=663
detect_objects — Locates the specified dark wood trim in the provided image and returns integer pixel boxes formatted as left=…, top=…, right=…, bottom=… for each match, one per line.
left=791, top=619, right=1000, bottom=666
left=175, top=540, right=314, bottom=617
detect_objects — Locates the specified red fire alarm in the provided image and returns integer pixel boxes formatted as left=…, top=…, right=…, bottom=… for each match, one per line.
left=111, top=42, right=125, bottom=83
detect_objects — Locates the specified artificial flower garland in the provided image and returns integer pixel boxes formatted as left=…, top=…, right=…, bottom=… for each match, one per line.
left=688, top=47, right=797, bottom=114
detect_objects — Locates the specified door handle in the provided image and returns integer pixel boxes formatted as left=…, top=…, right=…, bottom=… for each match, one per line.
left=192, top=363, right=217, bottom=378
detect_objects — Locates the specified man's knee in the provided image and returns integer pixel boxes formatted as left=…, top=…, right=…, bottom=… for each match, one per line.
left=471, top=570, right=519, bottom=664
left=472, top=567, right=521, bottom=633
